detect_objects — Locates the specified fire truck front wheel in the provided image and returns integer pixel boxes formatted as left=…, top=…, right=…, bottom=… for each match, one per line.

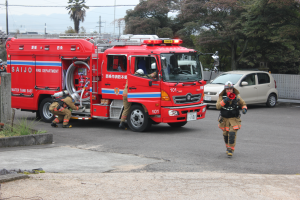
left=127, top=105, right=152, bottom=132
left=39, top=97, right=55, bottom=123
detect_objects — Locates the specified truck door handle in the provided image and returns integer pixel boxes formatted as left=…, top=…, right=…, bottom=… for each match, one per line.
left=105, top=83, right=110, bottom=86
left=129, top=87, right=136, bottom=90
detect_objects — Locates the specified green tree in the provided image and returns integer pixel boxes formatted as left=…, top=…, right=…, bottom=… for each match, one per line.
left=157, top=27, right=173, bottom=38
left=240, top=0, right=300, bottom=73
left=178, top=0, right=300, bottom=72
left=66, top=0, right=89, bottom=33
left=65, top=26, right=76, bottom=33
left=80, top=26, right=86, bottom=33
left=179, top=0, right=248, bottom=70
left=124, top=0, right=179, bottom=34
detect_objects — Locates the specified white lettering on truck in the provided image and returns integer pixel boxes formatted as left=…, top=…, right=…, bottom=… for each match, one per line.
left=11, top=67, right=32, bottom=73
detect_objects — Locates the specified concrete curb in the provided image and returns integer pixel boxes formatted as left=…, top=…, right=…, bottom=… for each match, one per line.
left=0, top=133, right=53, bottom=148
left=0, top=174, right=29, bottom=183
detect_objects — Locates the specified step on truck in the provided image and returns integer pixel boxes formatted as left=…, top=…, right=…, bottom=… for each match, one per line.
left=5, top=36, right=219, bottom=132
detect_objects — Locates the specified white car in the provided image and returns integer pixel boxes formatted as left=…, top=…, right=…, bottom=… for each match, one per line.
left=204, top=71, right=278, bottom=108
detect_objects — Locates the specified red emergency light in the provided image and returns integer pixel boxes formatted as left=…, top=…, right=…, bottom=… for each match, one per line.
left=143, top=40, right=163, bottom=45
left=173, top=39, right=183, bottom=45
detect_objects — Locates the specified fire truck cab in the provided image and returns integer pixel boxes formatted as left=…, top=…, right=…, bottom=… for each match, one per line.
left=5, top=36, right=218, bottom=132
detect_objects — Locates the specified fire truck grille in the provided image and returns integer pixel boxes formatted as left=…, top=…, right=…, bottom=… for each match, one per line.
left=173, top=93, right=201, bottom=104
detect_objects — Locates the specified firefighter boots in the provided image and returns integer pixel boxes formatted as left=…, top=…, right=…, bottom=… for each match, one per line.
left=119, top=122, right=127, bottom=129
left=63, top=124, right=72, bottom=128
left=227, top=149, right=233, bottom=157
left=51, top=122, right=58, bottom=128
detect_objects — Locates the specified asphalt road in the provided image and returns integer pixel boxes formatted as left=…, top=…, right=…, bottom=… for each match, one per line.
left=13, top=102, right=300, bottom=175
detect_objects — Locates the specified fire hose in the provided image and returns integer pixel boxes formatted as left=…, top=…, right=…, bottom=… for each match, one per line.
left=66, top=61, right=90, bottom=104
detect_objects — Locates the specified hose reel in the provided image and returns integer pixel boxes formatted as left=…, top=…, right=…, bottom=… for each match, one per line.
left=66, top=61, right=90, bottom=102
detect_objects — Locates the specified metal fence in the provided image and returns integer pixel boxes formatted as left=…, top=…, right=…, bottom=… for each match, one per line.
left=272, top=74, right=300, bottom=99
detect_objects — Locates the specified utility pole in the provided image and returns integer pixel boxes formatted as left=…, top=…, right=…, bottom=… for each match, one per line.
left=96, top=16, right=104, bottom=36
left=113, top=0, right=116, bottom=39
left=6, top=0, right=8, bottom=35
left=45, top=23, right=47, bottom=35
left=117, top=20, right=122, bottom=41
left=99, top=16, right=101, bottom=34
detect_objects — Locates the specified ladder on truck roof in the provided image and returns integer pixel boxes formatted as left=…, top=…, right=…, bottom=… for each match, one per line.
left=91, top=39, right=145, bottom=94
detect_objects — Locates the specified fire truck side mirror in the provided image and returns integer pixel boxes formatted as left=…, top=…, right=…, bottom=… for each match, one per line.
left=149, top=80, right=152, bottom=86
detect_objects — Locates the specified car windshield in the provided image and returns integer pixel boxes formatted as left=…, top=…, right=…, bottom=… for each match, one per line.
left=160, top=53, right=202, bottom=82
left=211, top=73, right=243, bottom=85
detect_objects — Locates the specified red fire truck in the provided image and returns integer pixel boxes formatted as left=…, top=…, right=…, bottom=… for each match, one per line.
left=5, top=36, right=218, bottom=132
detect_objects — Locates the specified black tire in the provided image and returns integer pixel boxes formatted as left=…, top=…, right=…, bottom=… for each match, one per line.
left=36, top=110, right=41, bottom=120
left=39, top=97, right=55, bottom=123
left=167, top=122, right=187, bottom=128
left=127, top=104, right=152, bottom=132
left=266, top=94, right=277, bottom=107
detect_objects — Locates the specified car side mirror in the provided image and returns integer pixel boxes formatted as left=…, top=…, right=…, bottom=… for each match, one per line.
left=149, top=80, right=152, bottom=86
left=241, top=81, right=248, bottom=86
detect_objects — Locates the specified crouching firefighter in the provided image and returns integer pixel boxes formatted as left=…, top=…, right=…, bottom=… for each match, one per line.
left=49, top=92, right=80, bottom=128
left=216, top=81, right=247, bottom=157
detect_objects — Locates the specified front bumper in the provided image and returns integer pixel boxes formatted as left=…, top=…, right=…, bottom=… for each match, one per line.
left=203, top=100, right=217, bottom=106
left=151, top=103, right=207, bottom=123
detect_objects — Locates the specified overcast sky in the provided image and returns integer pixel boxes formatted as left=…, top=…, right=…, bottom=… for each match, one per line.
left=0, top=0, right=140, bottom=34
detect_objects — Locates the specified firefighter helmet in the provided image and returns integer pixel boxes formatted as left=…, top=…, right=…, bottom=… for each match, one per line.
left=136, top=69, right=144, bottom=75
left=224, top=81, right=234, bottom=89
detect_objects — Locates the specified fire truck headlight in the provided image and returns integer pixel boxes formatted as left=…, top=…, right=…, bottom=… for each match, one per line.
left=168, top=110, right=179, bottom=116
left=202, top=107, right=206, bottom=112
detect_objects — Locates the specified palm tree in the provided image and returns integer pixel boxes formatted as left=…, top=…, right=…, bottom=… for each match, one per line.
left=66, top=0, right=89, bottom=33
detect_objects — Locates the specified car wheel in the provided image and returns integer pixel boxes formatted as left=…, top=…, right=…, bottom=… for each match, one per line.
left=167, top=122, right=187, bottom=128
left=39, top=97, right=55, bottom=123
left=127, top=105, right=152, bottom=132
left=266, top=94, right=277, bottom=107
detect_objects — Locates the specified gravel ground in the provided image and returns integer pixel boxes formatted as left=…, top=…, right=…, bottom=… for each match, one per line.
left=1, top=172, right=300, bottom=200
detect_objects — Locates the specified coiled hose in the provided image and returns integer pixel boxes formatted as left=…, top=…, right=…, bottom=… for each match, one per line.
left=66, top=61, right=90, bottom=102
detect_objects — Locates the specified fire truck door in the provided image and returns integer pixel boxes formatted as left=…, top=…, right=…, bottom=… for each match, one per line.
left=101, top=55, right=128, bottom=100
left=9, top=55, right=36, bottom=109
left=127, top=56, right=161, bottom=116
left=35, top=56, right=61, bottom=90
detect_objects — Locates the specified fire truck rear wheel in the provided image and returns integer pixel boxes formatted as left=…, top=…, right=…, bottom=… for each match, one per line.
left=39, top=97, right=55, bottom=123
left=167, top=122, right=187, bottom=128
left=127, top=105, right=152, bottom=132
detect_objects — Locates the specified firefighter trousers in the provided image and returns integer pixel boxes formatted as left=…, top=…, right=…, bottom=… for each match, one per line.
left=219, top=117, right=241, bottom=151
left=49, top=102, right=72, bottom=125
left=120, top=96, right=148, bottom=123
left=121, top=96, right=132, bottom=122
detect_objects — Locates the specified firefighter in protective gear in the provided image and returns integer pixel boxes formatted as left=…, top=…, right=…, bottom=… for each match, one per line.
left=49, top=93, right=80, bottom=128
left=119, top=69, right=157, bottom=129
left=216, top=81, right=247, bottom=157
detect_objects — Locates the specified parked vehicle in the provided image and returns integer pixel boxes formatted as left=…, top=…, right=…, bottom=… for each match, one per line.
left=5, top=36, right=218, bottom=131
left=204, top=71, right=278, bottom=108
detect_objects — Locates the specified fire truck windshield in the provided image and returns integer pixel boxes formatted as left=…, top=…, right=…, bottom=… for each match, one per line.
left=160, top=53, right=202, bottom=82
